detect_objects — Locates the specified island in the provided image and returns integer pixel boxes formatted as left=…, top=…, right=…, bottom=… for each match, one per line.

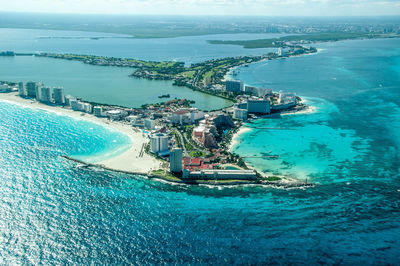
left=158, top=94, right=171, bottom=99
left=207, top=32, right=399, bottom=48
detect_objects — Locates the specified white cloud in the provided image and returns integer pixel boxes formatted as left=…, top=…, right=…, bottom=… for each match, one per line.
left=0, top=0, right=399, bottom=15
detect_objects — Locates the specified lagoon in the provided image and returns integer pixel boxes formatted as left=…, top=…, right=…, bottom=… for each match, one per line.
left=0, top=28, right=288, bottom=110
left=0, top=55, right=233, bottom=110
left=0, top=28, right=279, bottom=64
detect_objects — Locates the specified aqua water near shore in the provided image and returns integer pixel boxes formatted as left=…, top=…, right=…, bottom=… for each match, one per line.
left=0, top=92, right=162, bottom=174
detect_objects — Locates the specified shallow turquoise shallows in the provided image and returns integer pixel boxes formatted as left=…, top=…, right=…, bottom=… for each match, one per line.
left=0, top=32, right=399, bottom=264
left=232, top=38, right=400, bottom=185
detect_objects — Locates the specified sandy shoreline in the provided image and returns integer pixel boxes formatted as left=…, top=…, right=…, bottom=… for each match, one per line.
left=228, top=126, right=251, bottom=151
left=0, top=92, right=162, bottom=174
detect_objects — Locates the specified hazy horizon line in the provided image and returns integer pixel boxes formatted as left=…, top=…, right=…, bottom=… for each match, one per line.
left=1, top=11, right=399, bottom=18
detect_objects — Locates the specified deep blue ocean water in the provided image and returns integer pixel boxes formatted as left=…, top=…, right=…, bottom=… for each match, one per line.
left=0, top=35, right=400, bottom=264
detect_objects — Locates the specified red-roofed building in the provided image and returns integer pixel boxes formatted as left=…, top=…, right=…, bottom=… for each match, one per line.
left=169, top=109, right=191, bottom=125
left=183, top=157, right=217, bottom=171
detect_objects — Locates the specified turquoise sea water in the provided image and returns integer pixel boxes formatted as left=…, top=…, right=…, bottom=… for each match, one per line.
left=233, top=97, right=372, bottom=182
left=1, top=99, right=399, bottom=264
left=0, top=34, right=400, bottom=263
left=233, top=38, right=400, bottom=184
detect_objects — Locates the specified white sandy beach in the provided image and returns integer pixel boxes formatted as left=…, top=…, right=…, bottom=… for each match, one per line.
left=281, top=104, right=316, bottom=116
left=0, top=92, right=162, bottom=174
left=228, top=126, right=251, bottom=151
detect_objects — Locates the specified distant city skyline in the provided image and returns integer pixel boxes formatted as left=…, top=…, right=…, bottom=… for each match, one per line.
left=1, top=0, right=400, bottom=16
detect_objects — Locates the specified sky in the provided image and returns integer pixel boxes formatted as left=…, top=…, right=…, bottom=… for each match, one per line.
left=0, top=0, right=399, bottom=16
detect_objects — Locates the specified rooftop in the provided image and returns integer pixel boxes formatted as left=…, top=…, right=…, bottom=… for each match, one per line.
left=173, top=110, right=189, bottom=115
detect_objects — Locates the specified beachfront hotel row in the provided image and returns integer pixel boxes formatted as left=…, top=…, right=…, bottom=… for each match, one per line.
left=1, top=79, right=302, bottom=180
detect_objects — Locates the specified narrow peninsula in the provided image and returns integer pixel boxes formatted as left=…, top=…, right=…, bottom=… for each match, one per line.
left=0, top=43, right=319, bottom=187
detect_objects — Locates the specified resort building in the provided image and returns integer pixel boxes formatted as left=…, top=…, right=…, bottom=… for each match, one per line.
left=183, top=157, right=216, bottom=171
left=225, top=80, right=244, bottom=93
left=83, top=103, right=92, bottom=113
left=247, top=98, right=271, bottom=114
left=132, top=117, right=145, bottom=128
left=190, top=109, right=205, bottom=123
left=76, top=101, right=85, bottom=111
left=244, top=86, right=273, bottom=98
left=211, top=113, right=235, bottom=128
left=169, top=109, right=191, bottom=125
left=26, top=81, right=41, bottom=98
left=93, top=106, right=103, bottom=117
left=35, top=85, right=42, bottom=101
left=70, top=99, right=88, bottom=112
left=53, top=87, right=65, bottom=105
left=64, top=95, right=77, bottom=106
left=150, top=133, right=169, bottom=154
left=278, top=91, right=297, bottom=105
left=170, top=148, right=183, bottom=173
left=39, top=87, right=52, bottom=103
left=144, top=118, right=156, bottom=130
left=69, top=99, right=79, bottom=110
left=193, top=125, right=218, bottom=149
left=272, top=91, right=297, bottom=111
left=236, top=102, right=248, bottom=109
left=18, top=82, right=27, bottom=97
left=233, top=107, right=248, bottom=120
left=277, top=47, right=290, bottom=56
left=182, top=169, right=257, bottom=180
left=105, top=109, right=126, bottom=120
left=0, top=84, right=12, bottom=93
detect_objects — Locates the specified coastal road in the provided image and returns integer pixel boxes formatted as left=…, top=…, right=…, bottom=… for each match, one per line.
left=173, top=130, right=188, bottom=157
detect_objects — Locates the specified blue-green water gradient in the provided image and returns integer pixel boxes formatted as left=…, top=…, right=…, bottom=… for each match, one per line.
left=0, top=35, right=399, bottom=264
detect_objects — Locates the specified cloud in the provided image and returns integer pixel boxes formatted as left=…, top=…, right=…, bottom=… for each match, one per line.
left=0, top=0, right=399, bottom=15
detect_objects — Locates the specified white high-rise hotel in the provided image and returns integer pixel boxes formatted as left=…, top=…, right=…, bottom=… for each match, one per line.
left=150, top=133, right=169, bottom=154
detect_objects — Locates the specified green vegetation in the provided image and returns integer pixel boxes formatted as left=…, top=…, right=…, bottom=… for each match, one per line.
left=0, top=13, right=257, bottom=39
left=144, top=143, right=150, bottom=153
left=189, top=151, right=207, bottom=157
left=39, top=53, right=184, bottom=70
left=237, top=157, right=248, bottom=169
left=208, top=32, right=387, bottom=49
left=151, top=170, right=181, bottom=182
left=178, top=70, right=195, bottom=79
left=262, top=176, right=282, bottom=182
left=184, top=141, right=194, bottom=151
left=171, top=131, right=183, bottom=149
left=158, top=94, right=170, bottom=99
